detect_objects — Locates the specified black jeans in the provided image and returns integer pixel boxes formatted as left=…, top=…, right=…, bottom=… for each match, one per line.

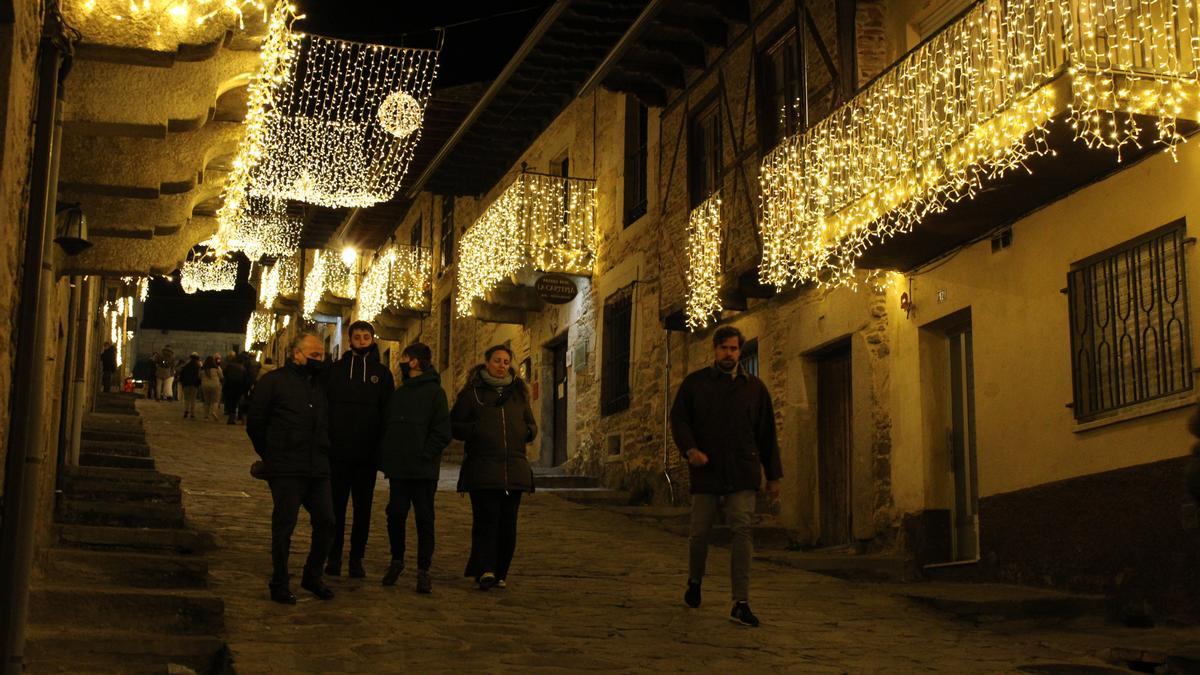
left=465, top=490, right=522, bottom=581
left=268, top=476, right=334, bottom=587
left=329, top=460, right=378, bottom=563
left=386, top=478, right=437, bottom=571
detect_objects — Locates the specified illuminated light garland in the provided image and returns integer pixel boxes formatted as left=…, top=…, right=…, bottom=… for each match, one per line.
left=138, top=277, right=150, bottom=302
left=217, top=196, right=301, bottom=260
left=258, top=261, right=281, bottom=308
left=180, top=254, right=237, bottom=294
left=244, top=309, right=274, bottom=351
left=64, top=0, right=265, bottom=51
left=301, top=249, right=357, bottom=319
left=757, top=0, right=1200, bottom=290
left=456, top=172, right=597, bottom=317
left=356, top=244, right=431, bottom=321
left=248, top=35, right=440, bottom=207
left=301, top=250, right=327, bottom=319
left=685, top=192, right=722, bottom=330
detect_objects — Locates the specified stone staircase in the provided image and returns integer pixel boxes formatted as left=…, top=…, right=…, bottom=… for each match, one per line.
left=24, top=393, right=230, bottom=674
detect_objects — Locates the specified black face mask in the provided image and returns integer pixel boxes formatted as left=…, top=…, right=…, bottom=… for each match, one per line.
left=352, top=345, right=372, bottom=356
left=303, top=359, right=324, bottom=376
left=399, top=362, right=411, bottom=379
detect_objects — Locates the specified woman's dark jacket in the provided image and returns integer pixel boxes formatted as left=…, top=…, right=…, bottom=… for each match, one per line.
left=670, top=365, right=783, bottom=495
left=246, top=361, right=332, bottom=478
left=320, top=344, right=395, bottom=465
left=178, top=359, right=202, bottom=387
left=378, top=370, right=451, bottom=481
left=451, top=365, right=537, bottom=493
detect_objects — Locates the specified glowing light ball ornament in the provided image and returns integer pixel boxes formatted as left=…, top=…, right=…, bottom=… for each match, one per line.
left=377, top=90, right=424, bottom=138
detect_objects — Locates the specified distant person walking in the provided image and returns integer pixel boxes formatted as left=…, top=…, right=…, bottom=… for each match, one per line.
left=378, top=342, right=450, bottom=593
left=670, top=325, right=783, bottom=628
left=223, top=351, right=247, bottom=425
left=100, top=343, right=117, bottom=392
left=246, top=332, right=336, bottom=604
left=178, top=353, right=202, bottom=419
left=200, top=355, right=223, bottom=421
left=155, top=345, right=175, bottom=401
left=452, top=344, right=536, bottom=591
left=320, top=321, right=394, bottom=579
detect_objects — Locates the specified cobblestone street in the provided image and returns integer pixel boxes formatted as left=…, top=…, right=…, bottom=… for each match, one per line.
left=138, top=400, right=1190, bottom=673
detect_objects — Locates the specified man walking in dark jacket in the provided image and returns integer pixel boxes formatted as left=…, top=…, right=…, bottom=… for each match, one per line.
left=378, top=342, right=451, bottom=593
left=246, top=332, right=336, bottom=604
left=320, top=320, right=394, bottom=579
left=223, top=352, right=247, bottom=425
left=670, top=325, right=783, bottom=627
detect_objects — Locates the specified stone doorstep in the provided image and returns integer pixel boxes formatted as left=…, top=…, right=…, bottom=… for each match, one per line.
left=82, top=428, right=148, bottom=444
left=79, top=439, right=153, bottom=457
left=57, top=498, right=186, bottom=529
left=897, top=582, right=1109, bottom=623
left=80, top=452, right=156, bottom=470
left=56, top=523, right=209, bottom=553
left=42, top=548, right=209, bottom=589
left=61, top=476, right=182, bottom=503
left=83, top=413, right=146, bottom=430
left=28, top=586, right=225, bottom=635
left=63, top=465, right=181, bottom=486
left=23, top=629, right=229, bottom=674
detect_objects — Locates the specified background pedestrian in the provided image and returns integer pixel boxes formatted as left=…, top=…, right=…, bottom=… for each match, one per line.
left=178, top=353, right=202, bottom=419
left=200, top=355, right=223, bottom=421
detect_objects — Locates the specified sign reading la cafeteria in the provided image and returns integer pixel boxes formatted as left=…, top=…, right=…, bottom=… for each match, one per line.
left=535, top=273, right=578, bottom=304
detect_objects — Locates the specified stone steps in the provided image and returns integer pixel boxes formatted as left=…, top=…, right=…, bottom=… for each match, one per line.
left=63, top=465, right=180, bottom=485
left=29, top=586, right=225, bottom=635
left=80, top=438, right=152, bottom=457
left=79, top=452, right=156, bottom=470
left=42, top=548, right=208, bottom=589
left=57, top=523, right=207, bottom=554
left=82, top=428, right=147, bottom=445
left=61, top=472, right=181, bottom=503
left=24, top=630, right=228, bottom=674
left=58, top=497, right=186, bottom=529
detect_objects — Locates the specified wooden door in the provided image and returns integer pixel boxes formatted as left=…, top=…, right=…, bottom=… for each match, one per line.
left=817, top=345, right=853, bottom=546
left=948, top=326, right=980, bottom=560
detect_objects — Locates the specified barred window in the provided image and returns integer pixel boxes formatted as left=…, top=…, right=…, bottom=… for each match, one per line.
left=1068, top=221, right=1193, bottom=422
left=740, top=338, right=760, bottom=378
left=601, top=285, right=634, bottom=416
left=623, top=96, right=648, bottom=226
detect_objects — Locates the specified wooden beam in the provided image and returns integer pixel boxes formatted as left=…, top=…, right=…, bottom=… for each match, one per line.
left=472, top=300, right=526, bottom=325
left=640, top=35, right=707, bottom=70
left=656, top=12, right=728, bottom=48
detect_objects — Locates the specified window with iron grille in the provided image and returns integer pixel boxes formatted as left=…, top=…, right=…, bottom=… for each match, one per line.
left=440, top=195, right=454, bottom=275
left=411, top=216, right=423, bottom=249
left=438, top=296, right=451, bottom=372
left=758, top=28, right=801, bottom=153
left=1067, top=221, right=1193, bottom=422
left=740, top=338, right=760, bottom=378
left=624, top=96, right=648, bottom=226
left=601, top=285, right=634, bottom=416
left=688, top=99, right=721, bottom=209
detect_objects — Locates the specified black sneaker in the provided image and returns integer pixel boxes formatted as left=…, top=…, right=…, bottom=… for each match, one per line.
left=348, top=558, right=365, bottom=578
left=381, top=560, right=404, bottom=586
left=478, top=572, right=497, bottom=591
left=268, top=584, right=296, bottom=605
left=416, top=569, right=432, bottom=594
left=300, top=577, right=335, bottom=600
left=729, top=601, right=759, bottom=627
left=684, top=580, right=702, bottom=608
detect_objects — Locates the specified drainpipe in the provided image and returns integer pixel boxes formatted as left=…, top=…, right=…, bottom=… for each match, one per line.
left=56, top=276, right=81, bottom=474
left=0, top=35, right=66, bottom=674
left=662, top=328, right=675, bottom=505
left=67, top=276, right=96, bottom=468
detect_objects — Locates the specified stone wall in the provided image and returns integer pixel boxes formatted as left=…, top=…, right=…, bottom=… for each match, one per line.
left=136, top=328, right=246, bottom=366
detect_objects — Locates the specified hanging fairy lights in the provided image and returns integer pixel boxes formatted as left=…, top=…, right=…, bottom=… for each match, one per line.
left=217, top=197, right=301, bottom=261
left=64, top=0, right=265, bottom=51
left=138, top=277, right=150, bottom=302
left=685, top=192, right=722, bottom=330
left=301, top=249, right=357, bottom=318
left=244, top=309, right=274, bottom=351
left=456, top=172, right=596, bottom=317
left=757, top=0, right=1200, bottom=290
left=301, top=250, right=327, bottom=319
left=180, top=252, right=237, bottom=294
left=357, top=244, right=431, bottom=321
left=248, top=34, right=440, bottom=207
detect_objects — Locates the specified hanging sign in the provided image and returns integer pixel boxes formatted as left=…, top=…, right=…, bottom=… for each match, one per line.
left=535, top=274, right=578, bottom=304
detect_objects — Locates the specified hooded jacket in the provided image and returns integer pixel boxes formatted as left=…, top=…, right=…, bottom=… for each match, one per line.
left=246, top=360, right=332, bottom=478
left=320, top=343, right=395, bottom=465
left=451, top=365, right=536, bottom=493
left=378, top=369, right=451, bottom=481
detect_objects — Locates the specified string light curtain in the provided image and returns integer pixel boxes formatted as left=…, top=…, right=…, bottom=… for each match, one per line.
left=218, top=196, right=301, bottom=261
left=180, top=252, right=238, bottom=294
left=685, top=192, right=723, bottom=330
left=357, top=244, right=431, bottom=321
left=456, top=172, right=597, bottom=317
left=758, top=0, right=1200, bottom=290
left=301, top=249, right=358, bottom=319
left=244, top=309, right=274, bottom=351
left=249, top=35, right=440, bottom=208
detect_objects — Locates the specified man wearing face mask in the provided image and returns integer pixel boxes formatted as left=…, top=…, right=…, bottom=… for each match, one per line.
left=319, top=320, right=394, bottom=579
left=246, top=332, right=336, bottom=604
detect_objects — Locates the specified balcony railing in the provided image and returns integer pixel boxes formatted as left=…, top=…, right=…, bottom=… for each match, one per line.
left=357, top=243, right=432, bottom=321
left=457, top=171, right=597, bottom=317
left=759, top=0, right=1200, bottom=289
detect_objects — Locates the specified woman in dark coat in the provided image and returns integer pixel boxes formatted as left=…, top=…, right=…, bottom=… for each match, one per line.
left=451, top=344, right=536, bottom=590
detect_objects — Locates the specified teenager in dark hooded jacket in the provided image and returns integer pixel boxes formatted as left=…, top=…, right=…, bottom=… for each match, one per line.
left=377, top=342, right=451, bottom=593
left=451, top=344, right=536, bottom=590
left=320, top=320, right=394, bottom=578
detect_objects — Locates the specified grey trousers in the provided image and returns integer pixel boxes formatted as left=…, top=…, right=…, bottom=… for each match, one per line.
left=688, top=490, right=755, bottom=602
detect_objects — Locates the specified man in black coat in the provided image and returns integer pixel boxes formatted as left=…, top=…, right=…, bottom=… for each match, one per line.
left=223, top=351, right=247, bottom=425
left=246, top=332, right=336, bottom=604
left=670, top=325, right=783, bottom=628
left=100, top=343, right=117, bottom=392
left=320, top=320, right=394, bottom=579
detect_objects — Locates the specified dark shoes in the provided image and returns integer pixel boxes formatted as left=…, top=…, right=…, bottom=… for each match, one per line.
left=416, top=569, right=432, bottom=594
left=478, top=572, right=497, bottom=591
left=269, top=584, right=296, bottom=605
left=348, top=558, right=366, bottom=578
left=729, top=601, right=760, bottom=627
left=300, top=577, right=335, bottom=600
left=684, top=580, right=702, bottom=608
left=324, top=559, right=341, bottom=577
left=381, top=560, right=404, bottom=586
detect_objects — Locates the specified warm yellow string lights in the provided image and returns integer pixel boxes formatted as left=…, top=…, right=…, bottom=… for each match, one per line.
left=456, top=172, right=596, bottom=317
left=301, top=249, right=358, bottom=319
left=244, top=309, right=274, bottom=351
left=685, top=192, right=722, bottom=330
left=64, top=0, right=265, bottom=50
left=357, top=244, right=431, bottom=321
left=180, top=253, right=237, bottom=294
left=758, top=0, right=1200, bottom=290
left=249, top=35, right=440, bottom=207
left=217, top=197, right=301, bottom=261
left=301, top=250, right=327, bottom=319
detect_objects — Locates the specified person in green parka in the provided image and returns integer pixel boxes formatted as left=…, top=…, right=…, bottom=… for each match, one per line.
left=378, top=342, right=451, bottom=594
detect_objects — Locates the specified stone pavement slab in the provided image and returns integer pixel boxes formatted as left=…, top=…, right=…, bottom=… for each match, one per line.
left=136, top=400, right=1198, bottom=673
